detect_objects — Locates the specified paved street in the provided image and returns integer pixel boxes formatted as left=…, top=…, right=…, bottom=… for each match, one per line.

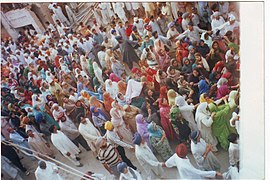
left=19, top=140, right=229, bottom=179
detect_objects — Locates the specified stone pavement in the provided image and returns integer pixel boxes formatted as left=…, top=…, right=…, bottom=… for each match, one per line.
left=19, top=140, right=229, bottom=179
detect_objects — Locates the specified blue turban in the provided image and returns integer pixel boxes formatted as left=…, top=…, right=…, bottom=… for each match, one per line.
left=190, top=130, right=200, bottom=144
left=132, top=133, right=142, bottom=145
left=111, top=29, right=116, bottom=34
left=188, top=45, right=194, bottom=51
left=132, top=25, right=137, bottom=31
left=117, top=162, right=128, bottom=173
left=115, top=36, right=123, bottom=42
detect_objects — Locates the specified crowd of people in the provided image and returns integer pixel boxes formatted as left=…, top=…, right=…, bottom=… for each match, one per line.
left=1, top=2, right=240, bottom=180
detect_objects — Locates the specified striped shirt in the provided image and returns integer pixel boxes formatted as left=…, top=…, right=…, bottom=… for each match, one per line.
left=98, top=143, right=120, bottom=166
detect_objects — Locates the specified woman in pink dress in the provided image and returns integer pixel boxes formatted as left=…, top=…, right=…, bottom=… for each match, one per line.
left=158, top=86, right=174, bottom=141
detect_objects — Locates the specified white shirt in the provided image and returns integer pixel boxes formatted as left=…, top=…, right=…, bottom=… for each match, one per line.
left=165, top=153, right=216, bottom=179
left=35, top=161, right=63, bottom=180
left=229, top=142, right=239, bottom=166
left=177, top=26, right=206, bottom=43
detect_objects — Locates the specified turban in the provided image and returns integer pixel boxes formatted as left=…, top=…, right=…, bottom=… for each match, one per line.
left=182, top=12, right=189, bottom=19
left=104, top=121, right=114, bottom=131
left=117, top=162, right=128, bottom=173
left=132, top=25, right=137, bottom=31
left=213, top=12, right=220, bottom=18
left=132, top=133, right=142, bottom=145
left=115, top=36, right=123, bottom=42
left=134, top=17, right=138, bottom=22
left=176, top=143, right=188, bottom=158
left=38, top=161, right=46, bottom=169
left=229, top=14, right=236, bottom=21
left=188, top=45, right=194, bottom=51
left=144, top=18, right=150, bottom=23
left=95, top=137, right=105, bottom=148
left=168, top=21, right=175, bottom=28
left=111, top=29, right=116, bottom=34
left=190, top=130, right=200, bottom=143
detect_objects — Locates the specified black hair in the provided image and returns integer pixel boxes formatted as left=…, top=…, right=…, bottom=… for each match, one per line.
left=228, top=133, right=239, bottom=143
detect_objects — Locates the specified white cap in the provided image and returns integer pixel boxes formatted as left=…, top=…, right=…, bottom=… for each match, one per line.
left=134, top=17, right=138, bottom=22
left=229, top=14, right=236, bottom=21
left=213, top=12, right=220, bottom=18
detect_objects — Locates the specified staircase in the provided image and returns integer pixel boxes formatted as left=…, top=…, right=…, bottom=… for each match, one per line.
left=71, top=2, right=99, bottom=30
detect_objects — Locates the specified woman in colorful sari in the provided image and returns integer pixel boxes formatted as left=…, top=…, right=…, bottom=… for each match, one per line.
left=158, top=86, right=174, bottom=141
left=110, top=101, right=133, bottom=145
left=208, top=91, right=238, bottom=150
left=123, top=104, right=140, bottom=134
left=136, top=114, right=152, bottom=150
left=90, top=106, right=109, bottom=135
left=147, top=122, right=173, bottom=161
left=216, top=78, right=230, bottom=100
left=33, top=104, right=60, bottom=129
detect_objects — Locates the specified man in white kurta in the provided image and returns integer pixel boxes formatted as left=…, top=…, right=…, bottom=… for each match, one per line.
left=27, top=129, right=54, bottom=158
left=49, top=125, right=82, bottom=166
left=65, top=5, right=77, bottom=25
left=35, top=161, right=63, bottom=180
left=78, top=117, right=101, bottom=154
left=190, top=131, right=221, bottom=171
left=195, top=102, right=218, bottom=151
left=112, top=3, right=127, bottom=23
left=52, top=5, right=70, bottom=26
left=133, top=133, right=164, bottom=180
left=211, top=12, right=226, bottom=35
left=165, top=143, right=221, bottom=179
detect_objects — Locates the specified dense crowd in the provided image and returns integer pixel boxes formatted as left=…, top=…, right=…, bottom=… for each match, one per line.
left=1, top=2, right=240, bottom=180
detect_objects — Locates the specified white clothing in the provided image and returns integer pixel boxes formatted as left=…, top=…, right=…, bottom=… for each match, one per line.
left=175, top=96, right=197, bottom=131
left=119, top=167, right=142, bottom=180
left=170, top=2, right=179, bottom=20
left=201, top=32, right=213, bottom=47
left=165, top=153, right=216, bottom=179
left=125, top=79, right=143, bottom=104
left=133, top=19, right=145, bottom=36
left=65, top=5, right=76, bottom=25
left=51, top=130, right=80, bottom=165
left=181, top=19, right=189, bottom=31
left=135, top=143, right=164, bottom=180
left=177, top=26, right=206, bottom=43
left=105, top=80, right=118, bottom=99
left=131, top=2, right=141, bottom=10
left=211, top=16, right=226, bottom=35
left=230, top=112, right=240, bottom=134
left=113, top=3, right=127, bottom=22
left=195, top=102, right=218, bottom=151
left=78, top=119, right=101, bottom=152
left=228, top=142, right=239, bottom=166
left=191, top=138, right=221, bottom=171
left=35, top=161, right=63, bottom=180
left=53, top=6, right=70, bottom=26
left=97, top=51, right=107, bottom=69
left=106, top=130, right=133, bottom=149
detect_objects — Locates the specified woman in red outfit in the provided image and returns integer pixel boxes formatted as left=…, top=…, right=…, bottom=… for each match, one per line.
left=158, top=86, right=174, bottom=141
